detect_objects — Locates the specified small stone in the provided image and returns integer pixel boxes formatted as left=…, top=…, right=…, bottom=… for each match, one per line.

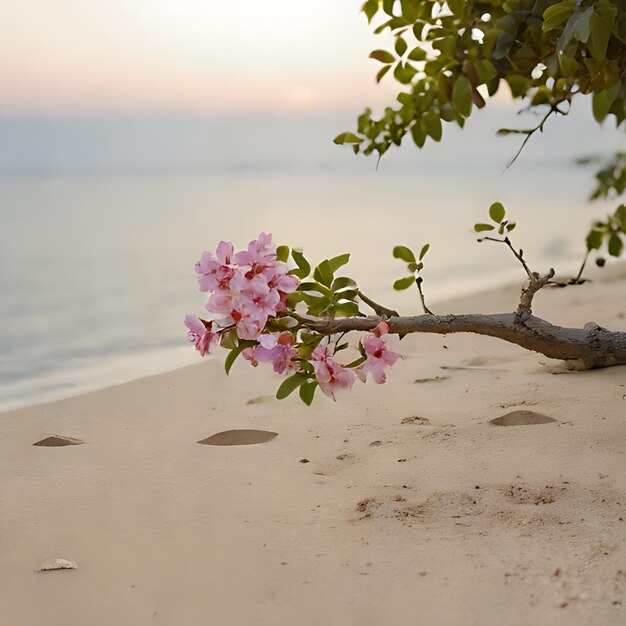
left=299, top=458, right=310, bottom=464
left=33, top=436, right=83, bottom=447
left=35, top=556, right=77, bottom=572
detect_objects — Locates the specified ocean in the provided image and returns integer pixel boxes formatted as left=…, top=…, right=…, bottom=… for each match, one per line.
left=0, top=101, right=622, bottom=411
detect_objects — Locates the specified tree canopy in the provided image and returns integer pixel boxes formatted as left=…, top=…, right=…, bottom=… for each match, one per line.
left=335, top=0, right=625, bottom=158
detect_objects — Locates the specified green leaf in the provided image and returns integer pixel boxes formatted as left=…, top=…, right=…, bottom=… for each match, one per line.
left=407, top=46, right=426, bottom=61
left=543, top=1, right=575, bottom=32
left=225, top=340, right=256, bottom=375
left=588, top=10, right=611, bottom=60
left=333, top=132, right=363, bottom=145
left=328, top=253, right=351, bottom=273
left=369, top=49, right=396, bottom=64
left=586, top=228, right=604, bottom=251
left=475, top=59, right=497, bottom=84
left=505, top=74, right=529, bottom=98
left=422, top=111, right=442, bottom=141
left=376, top=64, right=392, bottom=83
left=393, top=276, right=416, bottom=290
left=394, top=61, right=417, bottom=84
left=474, top=223, right=495, bottom=232
left=290, top=249, right=310, bottom=279
left=410, top=120, right=426, bottom=147
left=592, top=83, right=621, bottom=123
left=276, top=245, right=289, bottom=263
left=299, top=281, right=334, bottom=297
left=506, top=222, right=517, bottom=232
left=557, top=6, right=593, bottom=52
left=345, top=355, right=367, bottom=368
left=608, top=233, right=623, bottom=257
left=332, top=276, right=357, bottom=291
left=395, top=37, right=408, bottom=56
left=276, top=373, right=309, bottom=400
left=452, top=74, right=472, bottom=118
left=393, top=245, right=416, bottom=263
left=219, top=329, right=238, bottom=350
left=362, top=0, right=379, bottom=23
left=313, top=259, right=334, bottom=287
left=334, top=289, right=358, bottom=301
left=299, top=381, right=318, bottom=406
left=334, top=301, right=361, bottom=317
left=419, top=243, right=430, bottom=260
left=489, top=202, right=506, bottom=223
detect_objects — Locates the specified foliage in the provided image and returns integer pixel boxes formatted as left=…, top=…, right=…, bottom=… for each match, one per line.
left=335, top=0, right=625, bottom=157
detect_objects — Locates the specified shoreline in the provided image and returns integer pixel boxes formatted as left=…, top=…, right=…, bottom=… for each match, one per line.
left=4, top=260, right=621, bottom=415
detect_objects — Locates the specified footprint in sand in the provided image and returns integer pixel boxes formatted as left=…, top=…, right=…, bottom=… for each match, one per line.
left=441, top=355, right=511, bottom=371
left=246, top=395, right=274, bottom=405
left=489, top=410, right=557, bottom=426
left=401, top=416, right=431, bottom=426
left=33, top=436, right=84, bottom=447
left=197, top=429, right=278, bottom=446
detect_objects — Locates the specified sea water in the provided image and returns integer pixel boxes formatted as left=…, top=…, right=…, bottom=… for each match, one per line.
left=0, top=102, right=622, bottom=411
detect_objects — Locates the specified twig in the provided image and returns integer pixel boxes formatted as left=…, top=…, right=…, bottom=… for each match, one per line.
left=415, top=277, right=434, bottom=315
left=574, top=250, right=590, bottom=283
left=357, top=290, right=399, bottom=318
left=479, top=236, right=534, bottom=280
left=503, top=104, right=567, bottom=170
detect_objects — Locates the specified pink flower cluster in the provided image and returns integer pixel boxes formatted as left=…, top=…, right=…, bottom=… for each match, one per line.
left=243, top=332, right=299, bottom=375
left=356, top=321, right=401, bottom=384
left=185, top=234, right=401, bottom=402
left=310, top=322, right=401, bottom=400
left=190, top=233, right=299, bottom=345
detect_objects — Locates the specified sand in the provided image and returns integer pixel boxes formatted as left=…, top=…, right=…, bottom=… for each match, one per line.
left=1, top=265, right=625, bottom=625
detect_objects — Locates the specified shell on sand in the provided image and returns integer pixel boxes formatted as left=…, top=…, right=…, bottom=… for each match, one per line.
left=197, top=429, right=278, bottom=446
left=35, top=557, right=77, bottom=572
left=489, top=410, right=557, bottom=427
left=33, top=435, right=84, bottom=447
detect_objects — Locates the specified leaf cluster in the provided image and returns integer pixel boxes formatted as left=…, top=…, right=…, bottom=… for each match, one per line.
left=585, top=203, right=626, bottom=262
left=287, top=250, right=363, bottom=319
left=474, top=201, right=517, bottom=235
left=336, top=0, right=625, bottom=158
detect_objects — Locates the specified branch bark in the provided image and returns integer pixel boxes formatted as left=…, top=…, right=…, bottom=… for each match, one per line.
left=296, top=312, right=626, bottom=370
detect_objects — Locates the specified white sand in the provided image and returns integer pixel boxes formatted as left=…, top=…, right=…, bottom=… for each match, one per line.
left=1, top=266, right=625, bottom=625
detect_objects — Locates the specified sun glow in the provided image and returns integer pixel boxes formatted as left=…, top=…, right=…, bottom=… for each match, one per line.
left=0, top=0, right=399, bottom=112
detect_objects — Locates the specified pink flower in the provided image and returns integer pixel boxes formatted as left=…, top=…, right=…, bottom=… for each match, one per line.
left=195, top=241, right=235, bottom=292
left=234, top=232, right=276, bottom=267
left=243, top=332, right=298, bottom=374
left=184, top=314, right=217, bottom=356
left=356, top=323, right=401, bottom=384
left=311, top=341, right=356, bottom=401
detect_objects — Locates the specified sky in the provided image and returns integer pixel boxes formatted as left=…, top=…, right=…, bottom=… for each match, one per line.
left=0, top=0, right=403, bottom=113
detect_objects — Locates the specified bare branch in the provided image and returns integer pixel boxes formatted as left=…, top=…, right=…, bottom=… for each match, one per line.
left=502, top=103, right=568, bottom=170
left=479, top=236, right=534, bottom=280
left=294, top=312, right=626, bottom=370
left=515, top=269, right=555, bottom=323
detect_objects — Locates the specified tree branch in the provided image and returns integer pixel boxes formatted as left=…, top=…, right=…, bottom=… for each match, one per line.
left=515, top=269, right=555, bottom=323
left=295, top=312, right=626, bottom=370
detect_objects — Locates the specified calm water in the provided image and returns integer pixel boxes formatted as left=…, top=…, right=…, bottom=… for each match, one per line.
left=0, top=103, right=622, bottom=411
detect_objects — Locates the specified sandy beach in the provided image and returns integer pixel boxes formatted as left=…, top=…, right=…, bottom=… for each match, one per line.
left=1, top=265, right=625, bottom=626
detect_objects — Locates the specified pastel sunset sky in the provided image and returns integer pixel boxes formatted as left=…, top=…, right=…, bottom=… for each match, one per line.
left=1, top=0, right=406, bottom=113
